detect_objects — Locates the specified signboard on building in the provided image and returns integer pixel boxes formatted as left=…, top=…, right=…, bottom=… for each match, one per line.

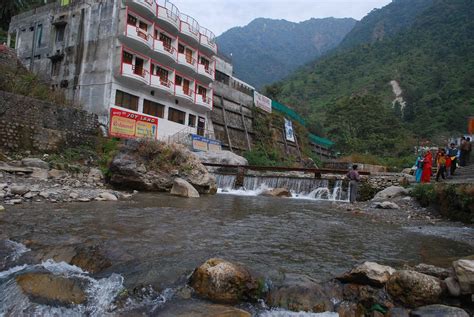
left=191, top=134, right=222, bottom=152
left=284, top=118, right=295, bottom=142
left=469, top=117, right=474, bottom=134
left=109, top=107, right=158, bottom=139
left=254, top=91, right=272, bottom=113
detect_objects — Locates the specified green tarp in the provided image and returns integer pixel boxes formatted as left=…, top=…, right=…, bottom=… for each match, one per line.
left=271, top=100, right=334, bottom=148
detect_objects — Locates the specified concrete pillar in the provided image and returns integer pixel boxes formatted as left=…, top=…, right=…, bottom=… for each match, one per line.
left=6, top=33, right=11, bottom=47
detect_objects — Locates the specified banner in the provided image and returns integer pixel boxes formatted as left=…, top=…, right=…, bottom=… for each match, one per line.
left=469, top=117, right=474, bottom=134
left=191, top=134, right=222, bottom=152
left=254, top=91, right=272, bottom=113
left=109, top=107, right=158, bottom=139
left=284, top=118, right=295, bottom=142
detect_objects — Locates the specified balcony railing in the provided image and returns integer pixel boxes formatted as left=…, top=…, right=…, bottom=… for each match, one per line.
left=199, top=27, right=217, bottom=53
left=129, top=0, right=155, bottom=15
left=197, top=62, right=214, bottom=80
left=150, top=74, right=174, bottom=93
left=175, top=85, right=194, bottom=101
left=195, top=93, right=212, bottom=108
left=180, top=13, right=200, bottom=42
left=177, top=53, right=196, bottom=69
left=156, top=0, right=180, bottom=30
left=153, top=39, right=177, bottom=60
left=122, top=62, right=150, bottom=84
left=126, top=24, right=153, bottom=48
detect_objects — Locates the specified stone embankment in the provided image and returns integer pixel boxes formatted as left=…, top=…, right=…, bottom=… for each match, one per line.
left=0, top=158, right=132, bottom=208
left=187, top=257, right=473, bottom=316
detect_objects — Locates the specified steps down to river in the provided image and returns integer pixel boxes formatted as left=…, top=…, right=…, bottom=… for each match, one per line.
left=447, top=163, right=474, bottom=184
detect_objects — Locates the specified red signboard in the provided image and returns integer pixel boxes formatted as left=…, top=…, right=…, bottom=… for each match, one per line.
left=109, top=107, right=158, bottom=139
left=469, top=117, right=474, bottom=135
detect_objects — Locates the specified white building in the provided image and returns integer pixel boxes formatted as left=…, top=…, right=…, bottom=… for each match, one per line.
left=8, top=0, right=217, bottom=140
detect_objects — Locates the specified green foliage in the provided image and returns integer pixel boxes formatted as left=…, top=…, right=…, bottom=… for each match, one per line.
left=217, top=17, right=356, bottom=88
left=271, top=0, right=474, bottom=154
left=410, top=183, right=436, bottom=207
left=244, top=146, right=283, bottom=167
left=97, top=137, right=120, bottom=176
left=358, top=181, right=379, bottom=201
left=411, top=183, right=474, bottom=223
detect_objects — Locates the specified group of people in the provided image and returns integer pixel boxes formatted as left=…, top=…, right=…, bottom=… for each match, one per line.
left=415, top=136, right=472, bottom=183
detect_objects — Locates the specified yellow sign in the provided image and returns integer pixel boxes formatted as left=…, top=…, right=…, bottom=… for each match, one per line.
left=110, top=116, right=135, bottom=138
left=136, top=121, right=156, bottom=138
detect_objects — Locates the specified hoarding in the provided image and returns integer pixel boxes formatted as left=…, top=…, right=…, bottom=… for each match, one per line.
left=191, top=134, right=222, bottom=152
left=284, top=118, right=295, bottom=142
left=469, top=117, right=474, bottom=134
left=109, top=106, right=158, bottom=139
left=254, top=91, right=272, bottom=113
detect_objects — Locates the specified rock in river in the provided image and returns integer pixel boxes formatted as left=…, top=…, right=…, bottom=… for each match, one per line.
left=372, top=186, right=408, bottom=201
left=21, top=158, right=49, bottom=170
left=10, top=185, right=30, bottom=196
left=452, top=258, right=474, bottom=295
left=171, top=178, right=200, bottom=198
left=261, top=188, right=292, bottom=198
left=16, top=272, right=88, bottom=306
left=156, top=300, right=251, bottom=317
left=386, top=270, right=442, bottom=307
left=410, top=304, right=469, bottom=317
left=337, top=261, right=396, bottom=287
left=266, top=273, right=335, bottom=313
left=189, top=258, right=260, bottom=303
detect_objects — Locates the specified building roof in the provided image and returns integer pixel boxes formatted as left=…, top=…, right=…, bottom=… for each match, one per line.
left=309, top=133, right=334, bottom=148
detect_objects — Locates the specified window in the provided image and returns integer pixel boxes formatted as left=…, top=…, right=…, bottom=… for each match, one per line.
left=36, top=24, right=43, bottom=47
left=175, top=75, right=182, bottom=86
left=115, top=90, right=139, bottom=111
left=178, top=43, right=184, bottom=54
left=55, top=25, right=65, bottom=43
left=127, top=14, right=137, bottom=26
left=188, top=114, right=196, bottom=127
left=200, top=56, right=209, bottom=70
left=143, top=99, right=165, bottom=118
left=138, top=21, right=148, bottom=31
left=159, top=33, right=172, bottom=51
left=215, top=70, right=230, bottom=85
left=197, top=85, right=207, bottom=98
left=51, top=60, right=61, bottom=76
left=152, top=65, right=169, bottom=84
left=168, top=107, right=186, bottom=124
left=122, top=51, right=133, bottom=64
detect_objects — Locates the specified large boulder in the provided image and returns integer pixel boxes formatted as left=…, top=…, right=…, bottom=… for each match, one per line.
left=261, top=188, right=292, bottom=198
left=372, top=201, right=400, bottom=210
left=337, top=261, right=396, bottom=287
left=410, top=305, right=469, bottom=317
left=386, top=270, right=442, bottom=307
left=266, top=274, right=335, bottom=313
left=170, top=178, right=200, bottom=198
left=412, top=263, right=451, bottom=280
left=109, top=140, right=216, bottom=194
left=189, top=258, right=260, bottom=303
left=21, top=158, right=49, bottom=169
left=16, top=272, right=88, bottom=306
left=10, top=185, right=30, bottom=196
left=193, top=150, right=248, bottom=166
left=452, top=258, right=474, bottom=294
left=341, top=283, right=393, bottom=310
left=372, top=186, right=409, bottom=201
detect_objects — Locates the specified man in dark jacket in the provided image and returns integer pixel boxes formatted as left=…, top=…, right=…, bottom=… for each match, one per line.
left=346, top=164, right=361, bottom=204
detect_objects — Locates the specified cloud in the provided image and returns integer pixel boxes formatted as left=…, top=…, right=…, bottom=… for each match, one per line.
left=172, top=0, right=392, bottom=35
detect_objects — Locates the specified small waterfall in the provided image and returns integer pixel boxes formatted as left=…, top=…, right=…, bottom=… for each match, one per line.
left=214, top=174, right=237, bottom=190
left=213, top=173, right=350, bottom=202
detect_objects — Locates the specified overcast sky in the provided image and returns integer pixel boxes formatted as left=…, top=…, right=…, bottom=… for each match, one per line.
left=174, top=0, right=393, bottom=36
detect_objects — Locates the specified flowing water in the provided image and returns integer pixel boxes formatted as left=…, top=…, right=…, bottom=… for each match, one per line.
left=1, top=193, right=473, bottom=316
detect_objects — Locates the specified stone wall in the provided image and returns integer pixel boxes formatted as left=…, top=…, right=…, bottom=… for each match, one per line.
left=0, top=90, right=99, bottom=153
left=367, top=173, right=412, bottom=191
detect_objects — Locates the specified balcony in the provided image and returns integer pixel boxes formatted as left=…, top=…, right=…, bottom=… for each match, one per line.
left=121, top=62, right=150, bottom=85
left=195, top=92, right=213, bottom=109
left=153, top=38, right=177, bottom=62
left=150, top=74, right=174, bottom=95
left=175, top=85, right=194, bottom=102
left=125, top=24, right=153, bottom=49
left=126, top=0, right=156, bottom=19
left=179, top=13, right=200, bottom=44
left=199, top=28, right=218, bottom=55
left=177, top=52, right=197, bottom=72
left=156, top=0, right=180, bottom=32
left=197, top=61, right=214, bottom=81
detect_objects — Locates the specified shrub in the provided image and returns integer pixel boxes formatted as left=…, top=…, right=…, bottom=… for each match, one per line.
left=410, top=184, right=436, bottom=207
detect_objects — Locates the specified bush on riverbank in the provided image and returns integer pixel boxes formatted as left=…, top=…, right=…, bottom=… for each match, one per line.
left=411, top=184, right=474, bottom=223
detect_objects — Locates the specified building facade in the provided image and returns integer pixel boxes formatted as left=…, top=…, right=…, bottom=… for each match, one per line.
left=8, top=0, right=217, bottom=140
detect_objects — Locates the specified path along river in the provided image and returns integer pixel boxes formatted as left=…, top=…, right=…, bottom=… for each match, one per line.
left=1, top=193, right=473, bottom=315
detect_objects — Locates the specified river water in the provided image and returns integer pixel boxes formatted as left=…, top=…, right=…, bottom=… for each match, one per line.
left=1, top=193, right=473, bottom=315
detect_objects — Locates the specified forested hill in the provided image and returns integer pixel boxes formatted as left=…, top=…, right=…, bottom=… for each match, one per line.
left=216, top=17, right=356, bottom=89
left=339, top=0, right=435, bottom=49
left=266, top=0, right=474, bottom=158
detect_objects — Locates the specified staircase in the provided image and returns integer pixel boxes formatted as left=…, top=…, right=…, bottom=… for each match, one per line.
left=447, top=161, right=474, bottom=184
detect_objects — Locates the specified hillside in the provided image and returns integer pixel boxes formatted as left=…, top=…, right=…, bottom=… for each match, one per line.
left=216, top=17, right=356, bottom=89
left=266, top=0, right=474, bottom=157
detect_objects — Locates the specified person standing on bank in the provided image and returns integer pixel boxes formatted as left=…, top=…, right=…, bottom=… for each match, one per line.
left=421, top=150, right=433, bottom=183
left=447, top=143, right=459, bottom=176
left=346, top=164, right=361, bottom=204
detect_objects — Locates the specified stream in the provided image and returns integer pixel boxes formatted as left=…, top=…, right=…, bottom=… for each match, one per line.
left=1, top=193, right=473, bottom=315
